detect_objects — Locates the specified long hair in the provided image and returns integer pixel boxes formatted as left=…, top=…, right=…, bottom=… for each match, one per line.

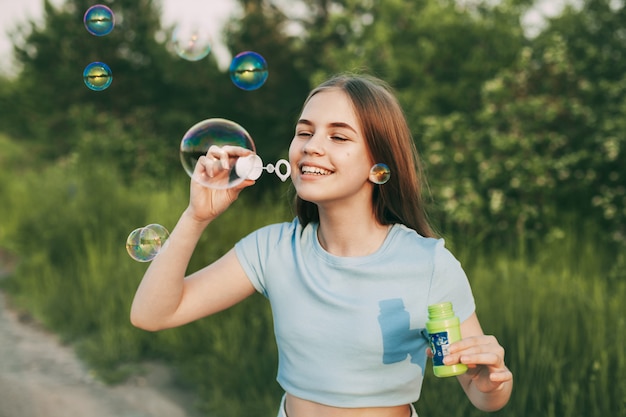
left=294, top=74, right=435, bottom=238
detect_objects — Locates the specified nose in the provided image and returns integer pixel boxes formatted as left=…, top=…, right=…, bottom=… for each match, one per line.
left=302, top=132, right=325, bottom=155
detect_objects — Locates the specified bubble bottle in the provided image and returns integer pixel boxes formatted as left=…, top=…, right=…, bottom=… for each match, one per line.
left=425, top=301, right=468, bottom=377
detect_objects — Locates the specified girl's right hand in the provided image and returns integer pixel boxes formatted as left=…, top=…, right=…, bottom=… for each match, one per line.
left=186, top=145, right=255, bottom=223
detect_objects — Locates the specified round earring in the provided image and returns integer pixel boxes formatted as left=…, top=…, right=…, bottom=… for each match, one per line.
left=369, top=163, right=391, bottom=184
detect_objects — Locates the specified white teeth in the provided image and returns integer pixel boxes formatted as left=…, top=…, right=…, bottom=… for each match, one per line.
left=301, top=165, right=331, bottom=175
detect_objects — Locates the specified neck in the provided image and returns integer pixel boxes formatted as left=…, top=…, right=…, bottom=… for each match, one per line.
left=316, top=205, right=390, bottom=257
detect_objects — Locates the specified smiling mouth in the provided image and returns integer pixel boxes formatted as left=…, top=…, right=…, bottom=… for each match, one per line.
left=301, top=166, right=332, bottom=176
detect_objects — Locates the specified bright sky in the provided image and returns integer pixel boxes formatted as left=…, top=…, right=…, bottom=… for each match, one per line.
left=0, top=0, right=566, bottom=76
left=0, top=0, right=239, bottom=75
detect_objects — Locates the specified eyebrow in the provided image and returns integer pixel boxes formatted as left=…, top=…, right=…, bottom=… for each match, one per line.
left=296, top=119, right=358, bottom=134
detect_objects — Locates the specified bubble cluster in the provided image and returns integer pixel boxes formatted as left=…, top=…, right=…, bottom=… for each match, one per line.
left=180, top=118, right=256, bottom=189
left=126, top=224, right=170, bottom=262
left=229, top=51, right=268, bottom=91
left=370, top=163, right=391, bottom=184
left=83, top=4, right=115, bottom=36
left=83, top=62, right=113, bottom=91
left=171, top=23, right=212, bottom=61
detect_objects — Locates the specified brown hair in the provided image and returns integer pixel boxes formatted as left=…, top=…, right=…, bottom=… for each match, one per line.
left=294, top=74, right=435, bottom=238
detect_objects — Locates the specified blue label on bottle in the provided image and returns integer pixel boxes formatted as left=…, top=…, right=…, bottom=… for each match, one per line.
left=429, top=331, right=450, bottom=366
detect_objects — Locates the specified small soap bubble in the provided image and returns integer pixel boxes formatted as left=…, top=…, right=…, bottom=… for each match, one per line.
left=180, top=118, right=256, bottom=189
left=145, top=223, right=170, bottom=246
left=229, top=51, right=268, bottom=91
left=370, top=163, right=391, bottom=184
left=171, top=22, right=212, bottom=61
left=126, top=228, right=157, bottom=262
left=83, top=5, right=115, bottom=36
left=83, top=62, right=112, bottom=91
left=126, top=224, right=170, bottom=262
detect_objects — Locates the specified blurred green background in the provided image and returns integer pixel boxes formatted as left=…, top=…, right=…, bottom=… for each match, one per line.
left=0, top=0, right=624, bottom=416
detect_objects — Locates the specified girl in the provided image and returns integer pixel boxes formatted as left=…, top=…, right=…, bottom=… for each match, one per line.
left=130, top=74, right=513, bottom=417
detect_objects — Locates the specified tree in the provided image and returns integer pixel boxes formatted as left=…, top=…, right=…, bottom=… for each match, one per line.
left=421, top=0, right=625, bottom=247
left=291, top=0, right=525, bottom=116
left=288, top=0, right=528, bottom=239
left=539, top=0, right=626, bottom=245
left=220, top=0, right=313, bottom=164
left=1, top=0, right=227, bottom=181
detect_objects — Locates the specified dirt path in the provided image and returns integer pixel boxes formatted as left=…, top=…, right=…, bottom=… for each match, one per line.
left=0, top=290, right=205, bottom=417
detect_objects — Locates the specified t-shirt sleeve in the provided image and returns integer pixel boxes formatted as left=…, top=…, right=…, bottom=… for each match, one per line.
left=428, top=239, right=475, bottom=322
left=234, top=221, right=296, bottom=298
left=234, top=227, right=270, bottom=297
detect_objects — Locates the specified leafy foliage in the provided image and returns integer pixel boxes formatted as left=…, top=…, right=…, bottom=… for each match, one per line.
left=416, top=0, right=625, bottom=246
left=2, top=0, right=623, bottom=243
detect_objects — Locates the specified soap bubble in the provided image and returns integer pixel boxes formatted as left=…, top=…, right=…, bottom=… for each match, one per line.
left=126, top=224, right=170, bottom=262
left=83, top=5, right=115, bottom=36
left=370, top=163, right=391, bottom=184
left=171, top=22, right=212, bottom=61
left=83, top=62, right=113, bottom=91
left=180, top=118, right=256, bottom=189
left=126, top=227, right=152, bottom=262
left=229, top=51, right=268, bottom=91
left=144, top=223, right=170, bottom=248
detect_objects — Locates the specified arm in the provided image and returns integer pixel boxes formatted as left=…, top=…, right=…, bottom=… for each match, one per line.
left=447, top=313, right=513, bottom=411
left=130, top=214, right=256, bottom=331
left=130, top=147, right=257, bottom=331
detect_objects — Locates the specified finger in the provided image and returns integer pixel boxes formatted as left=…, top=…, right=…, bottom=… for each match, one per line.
left=220, top=145, right=255, bottom=157
left=232, top=178, right=256, bottom=191
left=207, top=145, right=255, bottom=171
left=207, top=146, right=231, bottom=170
left=449, top=335, right=498, bottom=353
left=444, top=348, right=501, bottom=366
left=194, top=155, right=212, bottom=178
left=197, top=155, right=221, bottom=178
left=449, top=339, right=505, bottom=365
left=443, top=347, right=487, bottom=366
left=459, top=352, right=503, bottom=367
left=489, top=368, right=513, bottom=383
left=425, top=347, right=433, bottom=358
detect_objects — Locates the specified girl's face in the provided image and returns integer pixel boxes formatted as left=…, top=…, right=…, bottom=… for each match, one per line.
left=289, top=88, right=375, bottom=208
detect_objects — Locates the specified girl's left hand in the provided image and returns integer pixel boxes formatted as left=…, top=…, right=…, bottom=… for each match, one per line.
left=444, top=335, right=513, bottom=393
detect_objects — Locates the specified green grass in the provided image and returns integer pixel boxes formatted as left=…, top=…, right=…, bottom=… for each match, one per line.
left=0, top=144, right=624, bottom=417
left=418, top=229, right=626, bottom=417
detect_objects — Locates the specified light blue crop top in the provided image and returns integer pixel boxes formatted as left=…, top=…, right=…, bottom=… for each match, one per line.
left=234, top=218, right=475, bottom=408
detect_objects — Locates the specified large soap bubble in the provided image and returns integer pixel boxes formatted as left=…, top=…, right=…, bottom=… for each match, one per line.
left=180, top=118, right=292, bottom=189
left=180, top=118, right=257, bottom=189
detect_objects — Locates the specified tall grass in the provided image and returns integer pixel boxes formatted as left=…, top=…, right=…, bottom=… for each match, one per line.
left=418, top=228, right=626, bottom=417
left=0, top=151, right=289, bottom=414
left=1, top=145, right=624, bottom=417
